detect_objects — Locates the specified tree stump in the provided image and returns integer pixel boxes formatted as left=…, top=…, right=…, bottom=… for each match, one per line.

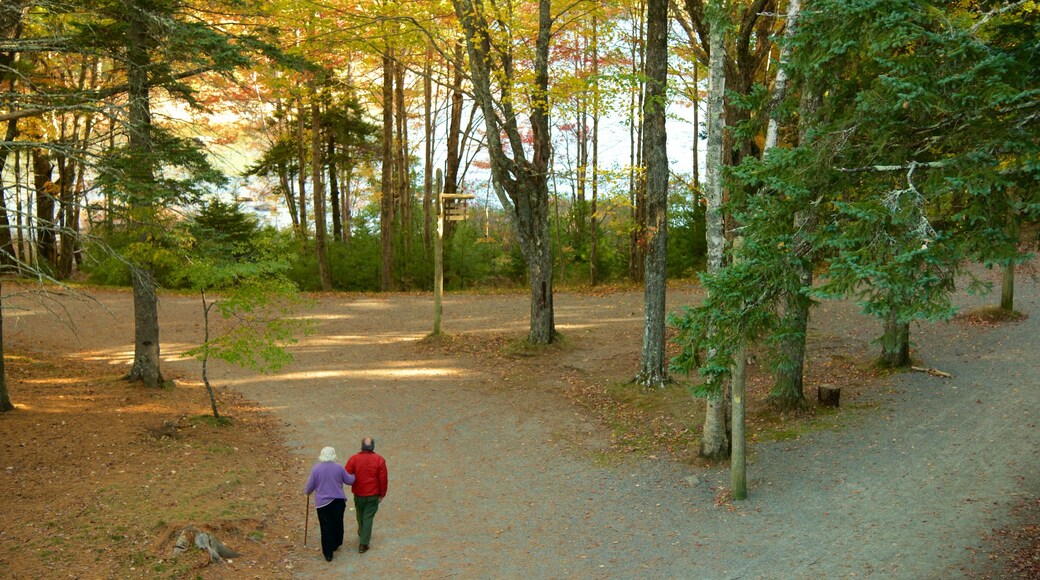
left=818, top=384, right=841, bottom=408
left=172, top=525, right=240, bottom=563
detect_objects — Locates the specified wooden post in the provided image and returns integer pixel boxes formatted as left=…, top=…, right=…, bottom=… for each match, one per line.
left=433, top=185, right=474, bottom=335
left=433, top=169, right=444, bottom=336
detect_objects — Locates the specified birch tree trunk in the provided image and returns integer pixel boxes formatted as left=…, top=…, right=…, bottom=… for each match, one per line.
left=0, top=118, right=18, bottom=267
left=700, top=4, right=730, bottom=459
left=0, top=3, right=26, bottom=267
left=342, top=150, right=352, bottom=243
left=637, top=0, right=669, bottom=389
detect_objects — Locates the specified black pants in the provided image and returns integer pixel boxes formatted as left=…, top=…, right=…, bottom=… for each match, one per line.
left=316, top=498, right=346, bottom=559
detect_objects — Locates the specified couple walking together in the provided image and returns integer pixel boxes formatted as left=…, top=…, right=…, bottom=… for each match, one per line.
left=303, top=437, right=388, bottom=562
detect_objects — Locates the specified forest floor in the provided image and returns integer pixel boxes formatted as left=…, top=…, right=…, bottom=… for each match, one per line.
left=1, top=263, right=1038, bottom=578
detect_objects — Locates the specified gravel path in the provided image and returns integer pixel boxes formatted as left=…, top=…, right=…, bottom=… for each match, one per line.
left=6, top=271, right=1037, bottom=578
left=245, top=277, right=1038, bottom=578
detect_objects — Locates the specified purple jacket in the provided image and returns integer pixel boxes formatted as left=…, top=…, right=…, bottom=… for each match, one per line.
left=304, top=462, right=356, bottom=508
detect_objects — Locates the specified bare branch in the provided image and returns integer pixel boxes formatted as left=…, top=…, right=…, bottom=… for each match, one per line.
left=970, top=0, right=1028, bottom=34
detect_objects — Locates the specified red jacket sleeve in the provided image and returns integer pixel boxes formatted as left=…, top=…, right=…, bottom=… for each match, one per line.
left=378, top=457, right=388, bottom=498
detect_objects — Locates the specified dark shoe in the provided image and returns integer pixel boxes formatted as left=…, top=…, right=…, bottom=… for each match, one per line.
left=359, top=544, right=369, bottom=554
left=325, top=555, right=333, bottom=562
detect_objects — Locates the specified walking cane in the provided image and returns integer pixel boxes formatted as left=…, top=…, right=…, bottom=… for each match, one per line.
left=303, top=494, right=310, bottom=547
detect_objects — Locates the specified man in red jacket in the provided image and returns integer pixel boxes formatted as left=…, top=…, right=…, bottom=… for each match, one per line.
left=345, top=437, right=388, bottom=553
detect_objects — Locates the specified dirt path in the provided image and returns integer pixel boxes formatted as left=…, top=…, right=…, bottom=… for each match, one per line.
left=6, top=272, right=1038, bottom=578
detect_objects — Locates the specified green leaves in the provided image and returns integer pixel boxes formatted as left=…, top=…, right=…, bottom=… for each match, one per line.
left=179, top=198, right=308, bottom=376
left=95, top=127, right=226, bottom=209
left=671, top=0, right=1039, bottom=388
left=184, top=277, right=305, bottom=374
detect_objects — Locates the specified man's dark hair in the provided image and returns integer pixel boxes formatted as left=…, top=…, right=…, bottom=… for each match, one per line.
left=361, top=437, right=375, bottom=451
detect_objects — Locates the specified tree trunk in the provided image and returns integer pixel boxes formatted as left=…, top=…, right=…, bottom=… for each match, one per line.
left=637, top=0, right=669, bottom=389
left=342, top=151, right=352, bottom=243
left=574, top=51, right=588, bottom=252
left=273, top=99, right=299, bottom=233
left=310, top=85, right=332, bottom=291
left=444, top=41, right=464, bottom=197
left=0, top=0, right=28, bottom=278
left=700, top=5, right=730, bottom=460
left=394, top=57, right=410, bottom=255
left=380, top=51, right=395, bottom=291
left=1001, top=262, right=1014, bottom=312
left=32, top=148, right=56, bottom=267
left=14, top=150, right=26, bottom=264
left=589, top=15, right=600, bottom=287
left=277, top=160, right=299, bottom=232
left=518, top=181, right=556, bottom=344
left=693, top=60, right=699, bottom=188
left=0, top=115, right=18, bottom=267
left=0, top=281, right=12, bottom=412
left=125, top=0, right=164, bottom=388
left=1000, top=216, right=1017, bottom=311
left=295, top=100, right=308, bottom=239
left=63, top=107, right=94, bottom=274
left=731, top=340, right=747, bottom=499
left=763, top=0, right=799, bottom=151
left=55, top=142, right=76, bottom=279
left=771, top=279, right=810, bottom=407
left=880, top=310, right=911, bottom=368
left=200, top=295, right=220, bottom=418
left=629, top=0, right=647, bottom=284
left=433, top=169, right=444, bottom=335
left=328, top=134, right=341, bottom=242
left=628, top=10, right=638, bottom=283
left=70, top=154, right=87, bottom=267
left=127, top=266, right=164, bottom=387
left=767, top=0, right=809, bottom=410
left=453, top=0, right=556, bottom=344
left=423, top=50, right=434, bottom=257
left=23, top=151, right=36, bottom=267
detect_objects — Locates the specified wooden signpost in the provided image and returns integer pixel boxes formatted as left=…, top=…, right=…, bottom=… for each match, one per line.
left=433, top=174, right=475, bottom=335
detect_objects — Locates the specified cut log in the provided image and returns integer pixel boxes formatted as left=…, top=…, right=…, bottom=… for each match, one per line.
left=172, top=525, right=240, bottom=563
left=818, top=384, right=840, bottom=408
left=910, top=366, right=953, bottom=378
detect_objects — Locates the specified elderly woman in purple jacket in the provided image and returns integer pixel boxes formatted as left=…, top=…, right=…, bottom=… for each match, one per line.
left=304, top=446, right=356, bottom=562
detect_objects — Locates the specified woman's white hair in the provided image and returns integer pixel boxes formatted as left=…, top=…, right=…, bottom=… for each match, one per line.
left=318, top=446, right=337, bottom=463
